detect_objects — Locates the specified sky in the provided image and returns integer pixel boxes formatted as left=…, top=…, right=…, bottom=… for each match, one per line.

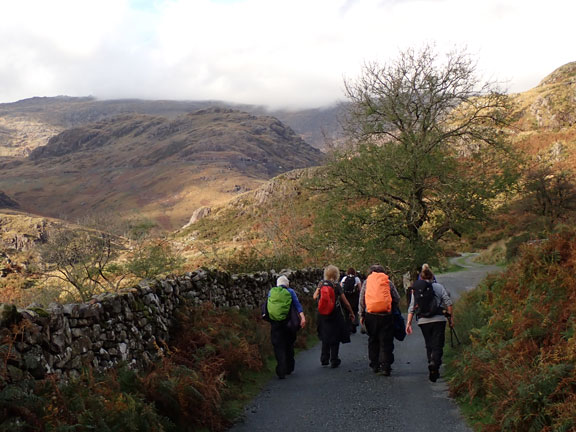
left=0, top=0, right=574, bottom=110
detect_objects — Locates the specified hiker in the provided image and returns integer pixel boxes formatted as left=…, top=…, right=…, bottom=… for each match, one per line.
left=358, top=264, right=400, bottom=375
left=407, top=263, right=438, bottom=303
left=265, top=275, right=307, bottom=379
left=417, top=263, right=437, bottom=282
left=314, top=265, right=355, bottom=368
left=405, top=267, right=453, bottom=382
left=340, top=267, right=361, bottom=333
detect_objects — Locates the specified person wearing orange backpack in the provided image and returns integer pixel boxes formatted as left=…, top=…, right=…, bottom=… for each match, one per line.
left=313, top=265, right=355, bottom=368
left=358, top=264, right=400, bottom=376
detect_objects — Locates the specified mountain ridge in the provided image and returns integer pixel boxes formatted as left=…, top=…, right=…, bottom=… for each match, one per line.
left=0, top=108, right=324, bottom=229
left=0, top=97, right=342, bottom=154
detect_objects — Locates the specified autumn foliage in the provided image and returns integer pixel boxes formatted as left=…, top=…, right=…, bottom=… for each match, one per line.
left=449, top=230, right=576, bottom=431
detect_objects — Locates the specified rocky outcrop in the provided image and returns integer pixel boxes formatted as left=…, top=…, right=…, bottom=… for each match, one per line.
left=0, top=213, right=51, bottom=252
left=525, top=62, right=576, bottom=130
left=0, top=267, right=322, bottom=382
left=182, top=207, right=212, bottom=228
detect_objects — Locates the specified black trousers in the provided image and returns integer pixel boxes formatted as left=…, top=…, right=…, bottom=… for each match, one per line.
left=364, top=313, right=395, bottom=371
left=419, top=321, right=447, bottom=371
left=344, top=292, right=360, bottom=331
left=270, top=321, right=297, bottom=377
left=320, top=340, right=340, bottom=365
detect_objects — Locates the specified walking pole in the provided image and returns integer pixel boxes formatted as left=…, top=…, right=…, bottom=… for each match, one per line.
left=446, top=314, right=461, bottom=348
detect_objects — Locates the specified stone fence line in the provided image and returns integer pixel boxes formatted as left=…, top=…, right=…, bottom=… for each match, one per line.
left=0, top=267, right=323, bottom=382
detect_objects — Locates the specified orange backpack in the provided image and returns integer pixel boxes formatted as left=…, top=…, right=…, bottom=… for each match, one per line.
left=365, top=272, right=392, bottom=313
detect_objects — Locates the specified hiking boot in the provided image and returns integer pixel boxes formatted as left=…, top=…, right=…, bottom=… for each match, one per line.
left=428, top=363, right=439, bottom=382
left=380, top=363, right=391, bottom=376
left=330, top=358, right=341, bottom=368
left=276, top=365, right=285, bottom=379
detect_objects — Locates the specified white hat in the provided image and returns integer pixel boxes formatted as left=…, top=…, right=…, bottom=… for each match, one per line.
left=276, top=275, right=290, bottom=287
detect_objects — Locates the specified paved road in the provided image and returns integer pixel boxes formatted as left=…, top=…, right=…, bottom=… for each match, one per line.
left=230, top=258, right=502, bottom=432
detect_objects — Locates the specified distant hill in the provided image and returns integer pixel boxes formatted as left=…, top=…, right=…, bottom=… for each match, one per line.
left=0, top=108, right=324, bottom=229
left=0, top=96, right=343, bottom=153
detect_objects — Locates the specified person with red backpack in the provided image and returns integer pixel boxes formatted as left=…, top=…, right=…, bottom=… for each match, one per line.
left=405, top=267, right=453, bottom=382
left=358, top=264, right=401, bottom=376
left=313, top=265, right=355, bottom=368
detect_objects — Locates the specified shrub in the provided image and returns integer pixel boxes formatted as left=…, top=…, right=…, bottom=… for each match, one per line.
left=448, top=230, right=576, bottom=431
left=505, top=232, right=532, bottom=262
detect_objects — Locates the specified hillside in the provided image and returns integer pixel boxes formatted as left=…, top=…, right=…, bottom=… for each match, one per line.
left=0, top=210, right=63, bottom=303
left=0, top=96, right=341, bottom=153
left=0, top=108, right=324, bottom=229
left=174, top=168, right=321, bottom=268
left=509, top=62, right=576, bottom=168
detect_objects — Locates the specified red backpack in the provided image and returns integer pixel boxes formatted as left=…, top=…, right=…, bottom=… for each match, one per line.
left=318, top=280, right=337, bottom=315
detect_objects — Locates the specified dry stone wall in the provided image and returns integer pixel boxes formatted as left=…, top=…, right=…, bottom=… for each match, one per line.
left=0, top=267, right=322, bottom=382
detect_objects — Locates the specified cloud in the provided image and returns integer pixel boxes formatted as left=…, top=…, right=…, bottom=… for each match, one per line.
left=0, top=0, right=574, bottom=109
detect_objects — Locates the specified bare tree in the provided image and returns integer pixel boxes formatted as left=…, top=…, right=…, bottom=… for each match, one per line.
left=39, top=227, right=125, bottom=301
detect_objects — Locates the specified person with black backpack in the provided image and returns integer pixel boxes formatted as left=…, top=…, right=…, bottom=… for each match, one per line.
left=313, top=265, right=355, bottom=368
left=264, top=275, right=307, bottom=379
left=405, top=267, right=453, bottom=382
left=340, top=268, right=361, bottom=333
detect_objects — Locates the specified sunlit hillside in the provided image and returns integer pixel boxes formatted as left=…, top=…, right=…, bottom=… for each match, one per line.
left=0, top=108, right=323, bottom=230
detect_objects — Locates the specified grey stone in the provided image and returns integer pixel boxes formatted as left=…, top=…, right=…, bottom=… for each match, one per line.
left=62, top=304, right=80, bottom=318
left=72, top=336, right=92, bottom=355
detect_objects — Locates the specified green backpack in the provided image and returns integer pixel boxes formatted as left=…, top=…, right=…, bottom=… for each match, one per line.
left=267, top=286, right=293, bottom=321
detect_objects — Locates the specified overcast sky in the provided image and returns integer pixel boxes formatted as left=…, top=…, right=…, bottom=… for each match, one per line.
left=0, top=0, right=574, bottom=110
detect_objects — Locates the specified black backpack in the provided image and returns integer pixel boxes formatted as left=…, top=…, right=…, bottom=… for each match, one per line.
left=342, top=275, right=356, bottom=294
left=412, top=280, right=440, bottom=318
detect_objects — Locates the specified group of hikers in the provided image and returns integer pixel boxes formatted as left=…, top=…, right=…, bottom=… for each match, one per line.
left=263, top=263, right=454, bottom=382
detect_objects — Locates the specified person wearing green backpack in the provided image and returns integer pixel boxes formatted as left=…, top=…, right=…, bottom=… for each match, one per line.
left=265, top=275, right=307, bottom=379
